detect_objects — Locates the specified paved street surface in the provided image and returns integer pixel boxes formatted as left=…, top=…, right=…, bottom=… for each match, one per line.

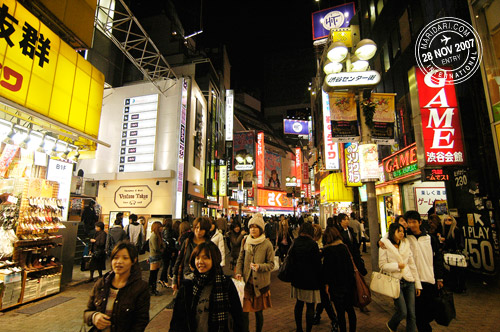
left=1, top=250, right=499, bottom=331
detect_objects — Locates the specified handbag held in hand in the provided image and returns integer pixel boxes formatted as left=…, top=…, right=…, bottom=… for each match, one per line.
left=443, top=253, right=467, bottom=267
left=370, top=271, right=400, bottom=299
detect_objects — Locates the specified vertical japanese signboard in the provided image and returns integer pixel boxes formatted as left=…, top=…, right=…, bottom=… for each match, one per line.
left=322, top=90, right=340, bottom=170
left=359, top=144, right=379, bottom=182
left=413, top=68, right=466, bottom=166
left=344, top=142, right=362, bottom=186
left=219, top=163, right=227, bottom=197
left=295, top=147, right=302, bottom=187
left=256, top=131, right=265, bottom=187
left=225, top=90, right=233, bottom=141
left=175, top=78, right=189, bottom=219
left=0, top=0, right=104, bottom=138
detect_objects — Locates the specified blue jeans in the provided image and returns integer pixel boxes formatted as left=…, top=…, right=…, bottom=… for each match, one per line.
left=388, top=279, right=416, bottom=332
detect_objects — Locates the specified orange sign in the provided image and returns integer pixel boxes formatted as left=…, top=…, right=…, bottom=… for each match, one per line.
left=257, top=189, right=293, bottom=208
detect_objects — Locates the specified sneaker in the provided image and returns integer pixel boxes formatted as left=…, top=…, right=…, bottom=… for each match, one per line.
left=386, top=322, right=396, bottom=332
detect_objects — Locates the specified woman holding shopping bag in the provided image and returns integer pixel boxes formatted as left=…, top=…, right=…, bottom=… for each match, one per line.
left=379, top=222, right=421, bottom=332
left=235, top=213, right=275, bottom=332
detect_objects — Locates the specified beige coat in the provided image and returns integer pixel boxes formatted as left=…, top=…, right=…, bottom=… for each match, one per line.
left=236, top=236, right=275, bottom=297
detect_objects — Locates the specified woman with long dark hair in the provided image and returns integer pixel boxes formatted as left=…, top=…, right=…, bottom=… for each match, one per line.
left=169, top=242, right=243, bottom=331
left=288, top=222, right=322, bottom=332
left=379, top=223, right=421, bottom=332
left=277, top=217, right=293, bottom=264
left=148, top=221, right=165, bottom=295
left=322, top=226, right=356, bottom=332
left=84, top=241, right=150, bottom=331
left=227, top=221, right=246, bottom=270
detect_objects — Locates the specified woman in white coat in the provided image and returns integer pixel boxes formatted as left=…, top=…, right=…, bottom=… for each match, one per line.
left=379, top=222, right=421, bottom=332
left=209, top=217, right=226, bottom=267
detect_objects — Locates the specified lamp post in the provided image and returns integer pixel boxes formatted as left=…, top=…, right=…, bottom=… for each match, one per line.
left=322, top=37, right=381, bottom=271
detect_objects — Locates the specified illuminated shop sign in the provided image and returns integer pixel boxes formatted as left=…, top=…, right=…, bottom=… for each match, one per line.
left=359, top=144, right=379, bottom=182
left=311, top=2, right=355, bottom=40
left=416, top=68, right=465, bottom=166
left=256, top=131, right=265, bottom=187
left=0, top=0, right=105, bottom=137
left=422, top=168, right=449, bottom=182
left=295, top=147, right=302, bottom=187
left=257, top=189, right=293, bottom=208
left=383, top=143, right=419, bottom=181
left=344, top=142, right=362, bottom=186
left=321, top=89, right=340, bottom=170
left=175, top=78, right=189, bottom=219
left=225, top=90, right=234, bottom=141
left=283, top=119, right=310, bottom=135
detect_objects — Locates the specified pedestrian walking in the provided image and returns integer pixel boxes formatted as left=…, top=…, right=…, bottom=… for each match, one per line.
left=288, top=222, right=322, bottom=332
left=159, top=218, right=176, bottom=288
left=359, top=218, right=368, bottom=253
left=148, top=221, right=165, bottom=296
left=322, top=226, right=356, bottom=332
left=235, top=213, right=275, bottom=332
left=440, top=214, right=466, bottom=293
left=169, top=241, right=243, bottom=332
left=335, top=213, right=367, bottom=276
left=81, top=200, right=98, bottom=239
left=349, top=213, right=361, bottom=244
left=265, top=216, right=278, bottom=246
left=125, top=214, right=144, bottom=253
left=404, top=210, right=444, bottom=332
left=106, top=215, right=127, bottom=257
left=88, top=221, right=107, bottom=283
left=210, top=217, right=226, bottom=267
left=277, top=217, right=293, bottom=265
left=227, top=221, right=246, bottom=270
left=380, top=223, right=421, bottom=332
left=84, top=241, right=150, bottom=332
left=168, top=217, right=212, bottom=309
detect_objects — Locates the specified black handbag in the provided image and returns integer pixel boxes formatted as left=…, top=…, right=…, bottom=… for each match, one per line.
left=81, top=255, right=92, bottom=271
left=277, top=242, right=294, bottom=282
left=433, top=289, right=456, bottom=326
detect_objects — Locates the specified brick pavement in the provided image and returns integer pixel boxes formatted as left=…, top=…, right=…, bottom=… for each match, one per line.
left=1, top=250, right=499, bottom=331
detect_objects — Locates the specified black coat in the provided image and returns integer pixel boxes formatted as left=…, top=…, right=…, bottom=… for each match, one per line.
left=169, top=276, right=243, bottom=332
left=442, top=226, right=465, bottom=252
left=84, top=267, right=150, bottom=332
left=336, top=225, right=367, bottom=275
left=90, top=230, right=107, bottom=271
left=288, top=235, right=322, bottom=290
left=321, top=243, right=355, bottom=299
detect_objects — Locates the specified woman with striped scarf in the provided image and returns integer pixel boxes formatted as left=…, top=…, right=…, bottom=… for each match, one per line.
left=169, top=241, right=243, bottom=332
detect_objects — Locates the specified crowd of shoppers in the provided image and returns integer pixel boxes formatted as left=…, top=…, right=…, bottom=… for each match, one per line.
left=82, top=209, right=461, bottom=332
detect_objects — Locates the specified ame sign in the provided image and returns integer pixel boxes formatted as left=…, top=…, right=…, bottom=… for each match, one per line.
left=416, top=68, right=465, bottom=166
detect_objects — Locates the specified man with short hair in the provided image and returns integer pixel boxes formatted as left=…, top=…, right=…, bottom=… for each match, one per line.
left=125, top=214, right=144, bottom=252
left=404, top=210, right=444, bottom=332
left=349, top=212, right=362, bottom=244
left=264, top=216, right=278, bottom=246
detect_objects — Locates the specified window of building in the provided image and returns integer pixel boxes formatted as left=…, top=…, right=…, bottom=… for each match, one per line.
left=370, top=0, right=377, bottom=27
left=383, top=42, right=391, bottom=72
left=377, top=0, right=384, bottom=16
left=399, top=9, right=411, bottom=52
left=409, top=0, right=424, bottom=36
left=391, top=28, right=401, bottom=59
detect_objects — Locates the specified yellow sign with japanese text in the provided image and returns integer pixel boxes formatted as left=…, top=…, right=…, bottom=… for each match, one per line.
left=0, top=0, right=104, bottom=138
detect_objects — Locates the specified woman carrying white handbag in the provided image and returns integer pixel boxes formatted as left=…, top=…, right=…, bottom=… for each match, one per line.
left=378, top=223, right=422, bottom=332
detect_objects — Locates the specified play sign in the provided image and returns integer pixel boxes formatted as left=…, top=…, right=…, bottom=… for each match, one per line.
left=257, top=189, right=293, bottom=208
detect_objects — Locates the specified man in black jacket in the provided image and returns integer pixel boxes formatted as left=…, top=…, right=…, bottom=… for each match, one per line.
left=335, top=213, right=367, bottom=276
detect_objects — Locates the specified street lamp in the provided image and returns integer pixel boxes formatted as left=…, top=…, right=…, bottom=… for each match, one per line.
left=321, top=37, right=381, bottom=270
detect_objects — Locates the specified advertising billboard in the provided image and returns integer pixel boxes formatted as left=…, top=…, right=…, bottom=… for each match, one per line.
left=329, top=92, right=360, bottom=142
left=256, top=131, right=265, bottom=187
left=295, top=147, right=302, bottom=187
left=344, top=142, right=362, bottom=186
left=311, top=3, right=355, bottom=40
left=265, top=150, right=282, bottom=189
left=257, top=189, right=293, bottom=208
left=225, top=90, right=234, bottom=141
left=283, top=119, right=310, bottom=135
left=233, top=131, right=255, bottom=170
left=371, top=93, right=396, bottom=144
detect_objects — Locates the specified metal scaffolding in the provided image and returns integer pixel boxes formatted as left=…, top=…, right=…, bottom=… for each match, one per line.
left=95, top=0, right=178, bottom=94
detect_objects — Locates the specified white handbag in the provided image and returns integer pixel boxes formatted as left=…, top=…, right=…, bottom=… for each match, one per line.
left=444, top=253, right=467, bottom=268
left=370, top=271, right=400, bottom=299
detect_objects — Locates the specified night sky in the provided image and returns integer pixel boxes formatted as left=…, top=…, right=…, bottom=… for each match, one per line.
left=200, top=0, right=321, bottom=91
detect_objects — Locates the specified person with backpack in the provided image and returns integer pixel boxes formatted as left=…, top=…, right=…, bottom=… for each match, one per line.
left=125, top=214, right=144, bottom=253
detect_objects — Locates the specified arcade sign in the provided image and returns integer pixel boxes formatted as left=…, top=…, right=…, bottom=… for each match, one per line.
left=383, top=143, right=419, bottom=182
left=422, top=168, right=449, bottom=182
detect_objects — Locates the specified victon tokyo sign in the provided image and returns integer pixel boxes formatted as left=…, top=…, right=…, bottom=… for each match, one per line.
left=416, top=68, right=465, bottom=166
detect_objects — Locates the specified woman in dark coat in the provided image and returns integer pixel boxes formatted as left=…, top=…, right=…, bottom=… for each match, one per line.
left=84, top=241, right=150, bottom=332
left=277, top=217, right=293, bottom=264
left=441, top=214, right=466, bottom=293
left=88, top=221, right=107, bottom=282
left=322, top=227, right=356, bottom=332
left=288, top=222, right=322, bottom=332
left=227, top=221, right=246, bottom=270
left=169, top=242, right=243, bottom=332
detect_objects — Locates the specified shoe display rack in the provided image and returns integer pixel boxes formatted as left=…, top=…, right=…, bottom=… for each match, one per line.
left=0, top=178, right=64, bottom=310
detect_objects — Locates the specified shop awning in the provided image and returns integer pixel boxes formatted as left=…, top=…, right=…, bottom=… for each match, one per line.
left=320, top=173, right=354, bottom=203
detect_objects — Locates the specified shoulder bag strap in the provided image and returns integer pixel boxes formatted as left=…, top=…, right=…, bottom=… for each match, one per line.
left=343, top=244, right=359, bottom=272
